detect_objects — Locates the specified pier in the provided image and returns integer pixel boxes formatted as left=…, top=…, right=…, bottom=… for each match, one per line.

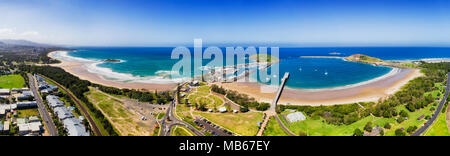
left=271, top=72, right=290, bottom=111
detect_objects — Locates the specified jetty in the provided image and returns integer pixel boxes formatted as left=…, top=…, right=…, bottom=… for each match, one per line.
left=300, top=56, right=345, bottom=59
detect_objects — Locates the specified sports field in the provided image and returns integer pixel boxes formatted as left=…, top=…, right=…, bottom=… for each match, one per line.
left=0, top=75, right=25, bottom=89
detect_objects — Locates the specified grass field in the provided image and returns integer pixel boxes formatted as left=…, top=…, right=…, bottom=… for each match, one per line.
left=86, top=88, right=152, bottom=136
left=194, top=111, right=263, bottom=136
left=0, top=75, right=25, bottom=89
left=280, top=104, right=433, bottom=136
left=17, top=109, right=39, bottom=118
left=171, top=126, right=194, bottom=136
left=263, top=116, right=289, bottom=136
left=424, top=112, right=450, bottom=136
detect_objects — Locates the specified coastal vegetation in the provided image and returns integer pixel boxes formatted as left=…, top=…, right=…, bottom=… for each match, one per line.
left=211, top=84, right=270, bottom=111
left=93, top=84, right=173, bottom=104
left=275, top=62, right=450, bottom=136
left=262, top=116, right=289, bottom=136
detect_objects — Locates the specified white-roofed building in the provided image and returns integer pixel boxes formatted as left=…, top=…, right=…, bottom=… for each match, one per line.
left=218, top=107, right=227, bottom=113
left=54, top=107, right=74, bottom=120
left=16, top=91, right=34, bottom=100
left=0, top=89, right=10, bottom=95
left=63, top=118, right=89, bottom=136
left=286, top=112, right=306, bottom=123
left=46, top=95, right=65, bottom=109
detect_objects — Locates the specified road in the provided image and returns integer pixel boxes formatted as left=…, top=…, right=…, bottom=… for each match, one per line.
left=40, top=74, right=103, bottom=136
left=159, top=89, right=204, bottom=136
left=412, top=72, right=450, bottom=136
left=27, top=73, right=58, bottom=136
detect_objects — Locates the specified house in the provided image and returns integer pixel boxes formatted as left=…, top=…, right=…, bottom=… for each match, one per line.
left=16, top=101, right=38, bottom=109
left=0, top=89, right=10, bottom=95
left=3, top=120, right=10, bottom=132
left=35, top=74, right=45, bottom=82
left=16, top=91, right=34, bottom=100
left=29, top=116, right=40, bottom=123
left=63, top=118, right=89, bottom=136
left=12, top=88, right=29, bottom=92
left=18, top=124, right=30, bottom=136
left=54, top=107, right=74, bottom=120
left=46, top=95, right=65, bottom=109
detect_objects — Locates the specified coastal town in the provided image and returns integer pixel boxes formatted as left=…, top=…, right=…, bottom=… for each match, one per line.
left=1, top=39, right=450, bottom=137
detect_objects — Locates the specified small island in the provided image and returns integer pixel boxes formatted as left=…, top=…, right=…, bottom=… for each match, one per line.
left=102, top=59, right=121, bottom=63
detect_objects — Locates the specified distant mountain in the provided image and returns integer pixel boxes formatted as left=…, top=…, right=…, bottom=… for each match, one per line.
left=0, top=39, right=55, bottom=48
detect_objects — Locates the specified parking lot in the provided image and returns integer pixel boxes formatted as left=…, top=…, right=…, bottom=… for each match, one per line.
left=194, top=118, right=233, bottom=136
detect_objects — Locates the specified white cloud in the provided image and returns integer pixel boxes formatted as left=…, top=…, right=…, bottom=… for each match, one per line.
left=0, top=28, right=41, bottom=39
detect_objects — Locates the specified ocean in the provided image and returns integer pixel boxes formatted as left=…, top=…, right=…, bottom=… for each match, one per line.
left=58, top=47, right=450, bottom=89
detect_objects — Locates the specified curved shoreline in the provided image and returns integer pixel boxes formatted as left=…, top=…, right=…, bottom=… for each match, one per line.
left=47, top=51, right=178, bottom=91
left=217, top=68, right=422, bottom=106
left=48, top=50, right=423, bottom=105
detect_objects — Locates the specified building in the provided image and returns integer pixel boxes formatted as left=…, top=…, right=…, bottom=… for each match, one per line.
left=3, top=120, right=10, bottom=132
left=0, top=89, right=10, bottom=95
left=218, top=107, right=227, bottom=113
left=46, top=95, right=65, bottom=109
left=54, top=107, right=74, bottom=120
left=16, top=91, right=34, bottom=100
left=16, top=101, right=38, bottom=109
left=286, top=112, right=306, bottom=123
left=12, top=88, right=30, bottom=92
left=35, top=74, right=45, bottom=82
left=63, top=118, right=89, bottom=136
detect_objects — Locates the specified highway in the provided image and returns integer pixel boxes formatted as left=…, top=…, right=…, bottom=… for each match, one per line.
left=412, top=72, right=450, bottom=136
left=27, top=73, right=58, bottom=136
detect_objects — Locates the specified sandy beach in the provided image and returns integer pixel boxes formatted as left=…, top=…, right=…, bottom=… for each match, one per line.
left=48, top=50, right=423, bottom=105
left=48, top=51, right=177, bottom=91
left=216, top=68, right=423, bottom=106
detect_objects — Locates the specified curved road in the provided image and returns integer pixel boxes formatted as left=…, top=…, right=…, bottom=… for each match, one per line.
left=412, top=72, right=450, bottom=136
left=160, top=90, right=204, bottom=136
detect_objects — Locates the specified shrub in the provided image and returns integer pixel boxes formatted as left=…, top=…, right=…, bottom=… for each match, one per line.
left=364, top=122, right=373, bottom=132
left=395, top=129, right=406, bottom=136
left=384, top=123, right=391, bottom=129
left=354, top=129, right=363, bottom=136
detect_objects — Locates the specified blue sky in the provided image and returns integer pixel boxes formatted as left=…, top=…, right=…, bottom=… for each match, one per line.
left=0, top=0, right=449, bottom=46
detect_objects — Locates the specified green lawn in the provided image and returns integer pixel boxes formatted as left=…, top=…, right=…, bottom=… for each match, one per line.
left=0, top=75, right=25, bottom=89
left=424, top=112, right=450, bottom=136
left=17, top=109, right=39, bottom=118
left=197, top=86, right=211, bottom=93
left=194, top=111, right=263, bottom=136
left=171, top=126, right=194, bottom=136
left=281, top=104, right=433, bottom=136
left=263, top=116, right=289, bottom=136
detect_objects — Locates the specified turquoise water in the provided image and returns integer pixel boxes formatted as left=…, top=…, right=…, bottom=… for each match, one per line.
left=62, top=47, right=450, bottom=89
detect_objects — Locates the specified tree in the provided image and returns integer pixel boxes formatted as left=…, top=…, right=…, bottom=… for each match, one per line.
left=353, top=129, right=363, bottom=136
left=364, top=122, right=373, bottom=132
left=407, top=126, right=418, bottom=134
left=395, top=129, right=406, bottom=136
left=384, top=123, right=391, bottom=129
left=400, top=110, right=409, bottom=118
